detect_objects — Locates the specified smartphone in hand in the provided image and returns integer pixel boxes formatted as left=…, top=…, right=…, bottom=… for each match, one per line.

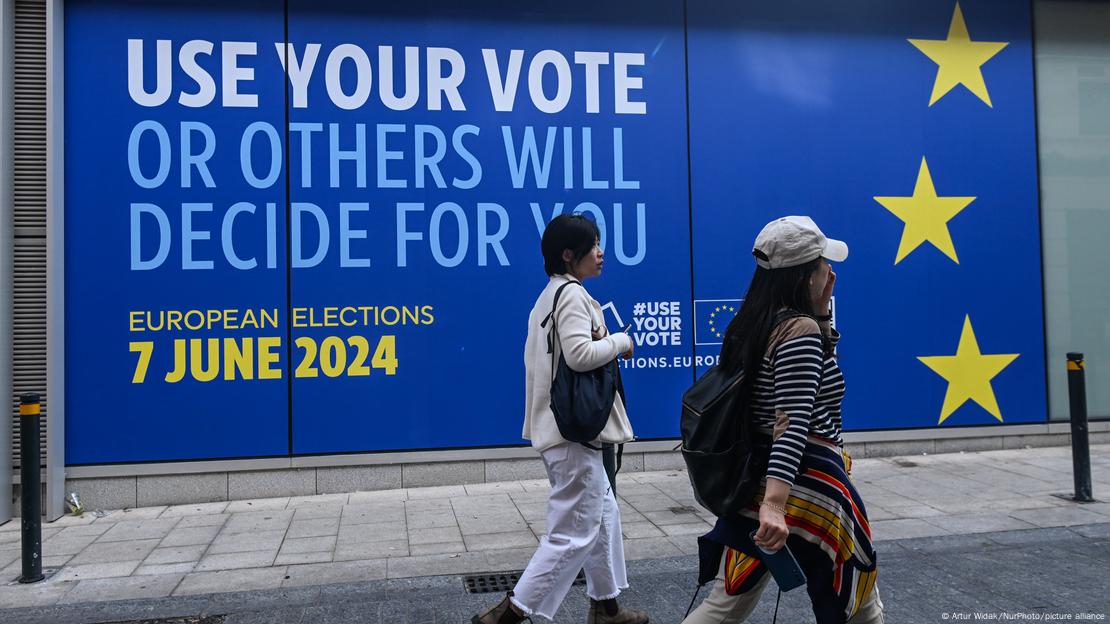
left=618, top=323, right=634, bottom=359
left=749, top=530, right=807, bottom=592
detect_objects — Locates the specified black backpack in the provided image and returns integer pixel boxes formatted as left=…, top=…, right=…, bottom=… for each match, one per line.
left=680, top=311, right=804, bottom=517
left=543, top=280, right=622, bottom=445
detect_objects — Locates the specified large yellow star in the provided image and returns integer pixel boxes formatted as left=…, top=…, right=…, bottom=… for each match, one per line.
left=918, top=316, right=1019, bottom=425
left=908, top=2, right=1009, bottom=107
left=874, top=157, right=975, bottom=264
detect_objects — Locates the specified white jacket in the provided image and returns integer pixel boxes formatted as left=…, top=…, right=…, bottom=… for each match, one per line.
left=522, top=275, right=636, bottom=452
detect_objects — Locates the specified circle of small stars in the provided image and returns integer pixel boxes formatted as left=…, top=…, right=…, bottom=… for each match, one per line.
left=708, top=305, right=737, bottom=339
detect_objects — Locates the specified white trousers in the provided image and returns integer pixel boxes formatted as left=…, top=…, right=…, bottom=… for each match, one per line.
left=512, top=442, right=628, bottom=620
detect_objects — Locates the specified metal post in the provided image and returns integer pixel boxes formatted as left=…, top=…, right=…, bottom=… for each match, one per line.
left=1066, top=353, right=1094, bottom=503
left=45, top=0, right=68, bottom=523
left=19, top=393, right=43, bottom=583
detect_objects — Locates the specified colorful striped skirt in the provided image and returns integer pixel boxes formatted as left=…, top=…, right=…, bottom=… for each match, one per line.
left=698, top=436, right=877, bottom=622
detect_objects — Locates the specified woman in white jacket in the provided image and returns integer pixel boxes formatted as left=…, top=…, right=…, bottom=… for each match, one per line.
left=472, top=214, right=650, bottom=624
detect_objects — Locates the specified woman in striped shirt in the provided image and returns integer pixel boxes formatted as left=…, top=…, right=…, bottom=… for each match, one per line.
left=684, top=216, right=885, bottom=624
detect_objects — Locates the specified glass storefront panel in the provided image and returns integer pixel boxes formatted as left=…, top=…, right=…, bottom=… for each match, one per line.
left=1035, top=0, right=1110, bottom=419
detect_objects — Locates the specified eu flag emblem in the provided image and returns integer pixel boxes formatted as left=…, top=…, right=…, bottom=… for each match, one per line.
left=694, top=299, right=741, bottom=346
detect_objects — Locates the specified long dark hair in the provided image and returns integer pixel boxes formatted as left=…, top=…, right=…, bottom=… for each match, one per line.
left=719, top=257, right=824, bottom=381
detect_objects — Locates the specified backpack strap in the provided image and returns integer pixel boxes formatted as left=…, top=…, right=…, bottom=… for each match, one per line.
left=765, top=310, right=829, bottom=358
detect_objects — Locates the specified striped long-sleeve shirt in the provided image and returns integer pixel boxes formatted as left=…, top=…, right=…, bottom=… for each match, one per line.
left=750, top=316, right=844, bottom=485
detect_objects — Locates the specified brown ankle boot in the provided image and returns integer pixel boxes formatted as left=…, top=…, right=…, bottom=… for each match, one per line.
left=472, top=591, right=528, bottom=624
left=587, top=598, right=649, bottom=624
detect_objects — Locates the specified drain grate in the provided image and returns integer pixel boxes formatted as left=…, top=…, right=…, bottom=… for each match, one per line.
left=892, top=459, right=919, bottom=468
left=465, top=571, right=521, bottom=594
left=464, top=570, right=586, bottom=594
left=669, top=506, right=699, bottom=515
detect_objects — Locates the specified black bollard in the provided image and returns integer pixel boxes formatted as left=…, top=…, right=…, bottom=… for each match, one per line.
left=1065, top=354, right=1094, bottom=503
left=19, top=393, right=45, bottom=583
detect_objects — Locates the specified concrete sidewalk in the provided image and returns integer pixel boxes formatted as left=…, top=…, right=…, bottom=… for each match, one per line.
left=0, top=444, right=1108, bottom=611
left=3, top=525, right=1108, bottom=624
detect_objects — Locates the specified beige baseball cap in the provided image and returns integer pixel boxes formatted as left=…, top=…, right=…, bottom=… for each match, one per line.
left=752, top=216, right=849, bottom=269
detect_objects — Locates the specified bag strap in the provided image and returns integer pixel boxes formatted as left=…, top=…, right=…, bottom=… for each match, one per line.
left=541, top=279, right=583, bottom=356
left=768, top=309, right=832, bottom=357
left=684, top=584, right=705, bottom=619
left=765, top=309, right=817, bottom=355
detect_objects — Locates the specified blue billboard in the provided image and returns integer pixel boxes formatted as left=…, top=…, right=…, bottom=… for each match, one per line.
left=686, top=0, right=1046, bottom=431
left=64, top=0, right=1045, bottom=464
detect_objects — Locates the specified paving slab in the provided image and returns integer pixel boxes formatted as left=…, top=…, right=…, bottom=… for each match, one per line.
left=291, top=504, right=344, bottom=521
left=341, top=503, right=405, bottom=526
left=144, top=545, right=208, bottom=565
left=135, top=562, right=198, bottom=576
left=870, top=518, right=952, bottom=541
left=162, top=525, right=225, bottom=547
left=281, top=559, right=388, bottom=588
left=97, top=518, right=181, bottom=543
left=452, top=498, right=530, bottom=535
left=461, top=530, right=538, bottom=552
left=1009, top=505, right=1110, bottom=528
left=659, top=521, right=714, bottom=536
left=410, top=541, right=468, bottom=556
left=287, top=494, right=350, bottom=508
left=225, top=498, right=291, bottom=513
left=194, top=550, right=278, bottom=572
left=923, top=513, right=1039, bottom=534
left=287, top=517, right=341, bottom=539
left=68, top=538, right=163, bottom=565
left=404, top=511, right=456, bottom=531
left=620, top=522, right=666, bottom=539
left=622, top=536, right=683, bottom=559
left=53, top=523, right=113, bottom=539
left=482, top=547, right=536, bottom=570
left=221, top=511, right=294, bottom=535
left=41, top=534, right=100, bottom=556
left=0, top=548, right=19, bottom=570
left=279, top=536, right=337, bottom=555
left=160, top=502, right=231, bottom=517
left=101, top=507, right=170, bottom=522
left=55, top=560, right=142, bottom=582
left=173, top=566, right=290, bottom=596
left=337, top=522, right=407, bottom=543
left=407, top=527, right=463, bottom=546
left=176, top=514, right=230, bottom=529
left=275, top=551, right=335, bottom=566
left=464, top=482, right=526, bottom=496
left=347, top=490, right=408, bottom=504
left=405, top=485, right=466, bottom=500
left=512, top=501, right=548, bottom=522
left=385, top=551, right=488, bottom=579
left=58, top=573, right=183, bottom=603
left=0, top=578, right=77, bottom=608
left=333, top=540, right=409, bottom=561
left=208, top=529, right=286, bottom=555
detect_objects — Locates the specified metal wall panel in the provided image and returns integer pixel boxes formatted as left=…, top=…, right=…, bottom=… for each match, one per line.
left=11, top=0, right=46, bottom=471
